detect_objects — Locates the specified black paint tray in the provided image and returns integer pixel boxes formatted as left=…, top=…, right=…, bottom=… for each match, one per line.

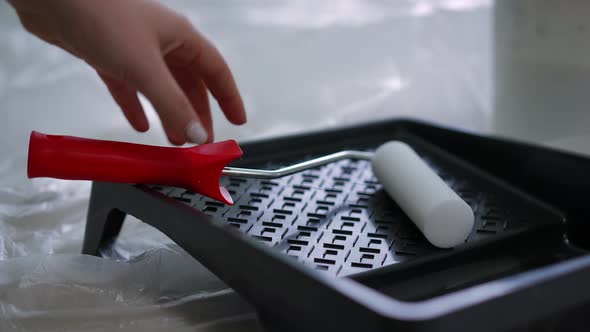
left=82, top=118, right=590, bottom=331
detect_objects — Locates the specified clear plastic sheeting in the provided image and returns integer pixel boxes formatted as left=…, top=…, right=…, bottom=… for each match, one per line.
left=0, top=0, right=493, bottom=330
left=0, top=246, right=257, bottom=331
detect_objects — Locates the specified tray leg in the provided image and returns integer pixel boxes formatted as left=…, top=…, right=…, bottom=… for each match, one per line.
left=82, top=182, right=126, bottom=256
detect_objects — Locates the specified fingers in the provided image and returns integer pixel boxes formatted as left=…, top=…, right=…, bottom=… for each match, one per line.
left=170, top=65, right=213, bottom=143
left=127, top=51, right=207, bottom=145
left=162, top=22, right=247, bottom=126
left=98, top=72, right=149, bottom=132
left=193, top=80, right=213, bottom=143
left=190, top=42, right=247, bottom=125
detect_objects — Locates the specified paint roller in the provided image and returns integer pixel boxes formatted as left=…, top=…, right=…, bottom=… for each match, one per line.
left=27, top=132, right=474, bottom=248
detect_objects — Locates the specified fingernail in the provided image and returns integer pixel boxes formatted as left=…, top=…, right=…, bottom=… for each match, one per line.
left=185, top=121, right=208, bottom=144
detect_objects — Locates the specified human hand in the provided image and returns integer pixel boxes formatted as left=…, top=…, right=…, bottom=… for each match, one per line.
left=9, top=0, right=247, bottom=145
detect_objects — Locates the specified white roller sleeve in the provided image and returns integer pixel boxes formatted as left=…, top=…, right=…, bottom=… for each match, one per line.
left=371, top=141, right=474, bottom=248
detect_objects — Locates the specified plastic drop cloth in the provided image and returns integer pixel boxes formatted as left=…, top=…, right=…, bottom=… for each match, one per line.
left=0, top=0, right=493, bottom=330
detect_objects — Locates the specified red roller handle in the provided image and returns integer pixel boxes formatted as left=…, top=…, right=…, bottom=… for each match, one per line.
left=27, top=131, right=243, bottom=205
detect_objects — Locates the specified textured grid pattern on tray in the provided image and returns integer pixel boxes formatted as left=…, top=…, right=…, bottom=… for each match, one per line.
left=150, top=148, right=536, bottom=277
